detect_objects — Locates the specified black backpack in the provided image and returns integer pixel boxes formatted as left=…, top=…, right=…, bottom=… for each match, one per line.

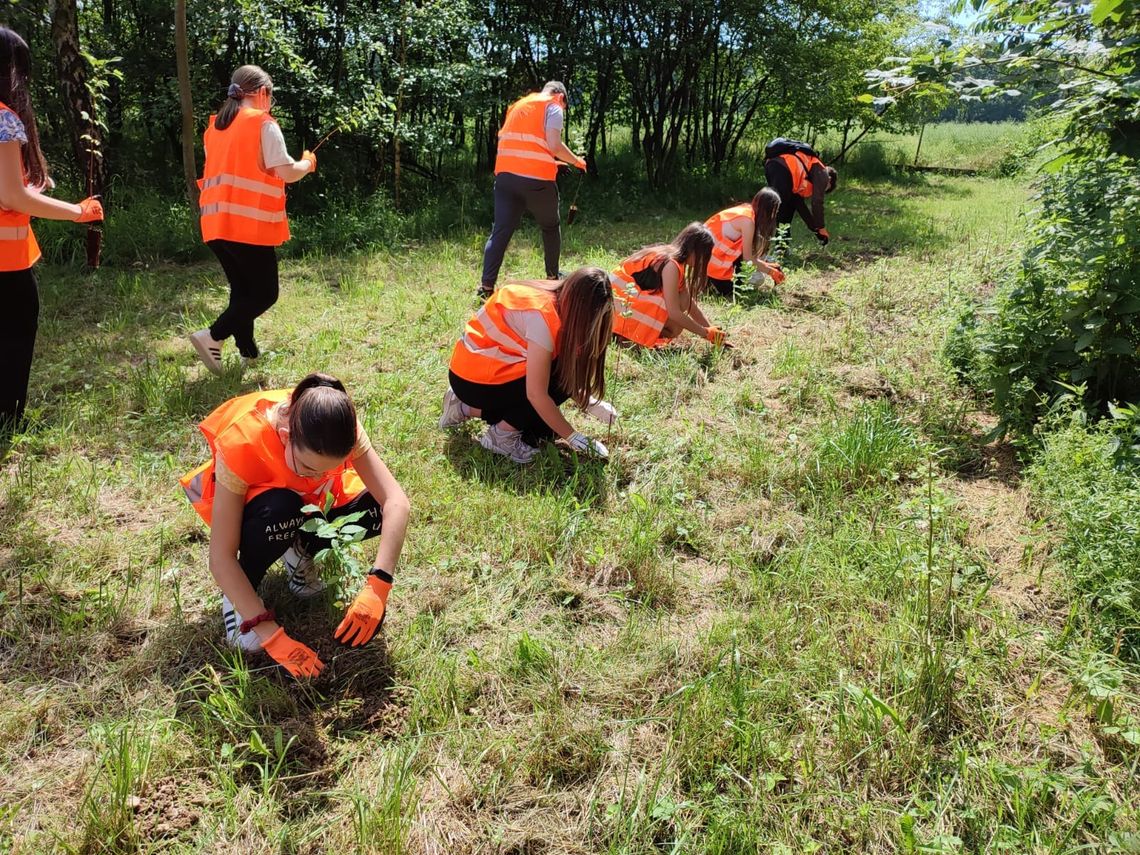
left=764, top=137, right=819, bottom=162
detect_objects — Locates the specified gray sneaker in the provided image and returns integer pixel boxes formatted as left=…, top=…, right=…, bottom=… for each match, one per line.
left=439, top=387, right=470, bottom=429
left=479, top=424, right=539, bottom=464
left=285, top=543, right=326, bottom=599
left=221, top=595, right=264, bottom=651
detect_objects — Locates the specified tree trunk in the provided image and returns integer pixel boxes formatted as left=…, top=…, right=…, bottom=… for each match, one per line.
left=51, top=0, right=105, bottom=268
left=175, top=0, right=199, bottom=212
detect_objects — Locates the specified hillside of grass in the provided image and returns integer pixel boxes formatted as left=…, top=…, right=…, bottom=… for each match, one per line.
left=2, top=151, right=1138, bottom=851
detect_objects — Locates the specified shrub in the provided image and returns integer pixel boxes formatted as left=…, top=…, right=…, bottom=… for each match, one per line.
left=1029, top=410, right=1140, bottom=660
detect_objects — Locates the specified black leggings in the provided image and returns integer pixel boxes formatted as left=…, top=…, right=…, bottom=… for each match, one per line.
left=207, top=239, right=279, bottom=359
left=0, top=268, right=38, bottom=433
left=448, top=364, right=570, bottom=447
left=238, top=488, right=383, bottom=590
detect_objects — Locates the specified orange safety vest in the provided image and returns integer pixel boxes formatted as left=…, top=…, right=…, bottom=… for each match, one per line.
left=704, top=204, right=753, bottom=281
left=179, top=389, right=364, bottom=526
left=449, top=284, right=562, bottom=384
left=198, top=108, right=290, bottom=246
left=494, top=93, right=559, bottom=182
left=779, top=152, right=824, bottom=198
left=610, top=252, right=685, bottom=348
left=0, top=102, right=41, bottom=273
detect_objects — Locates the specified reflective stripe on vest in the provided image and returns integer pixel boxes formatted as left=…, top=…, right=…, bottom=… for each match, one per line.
left=178, top=389, right=364, bottom=527
left=610, top=253, right=683, bottom=348
left=779, top=153, right=822, bottom=197
left=199, top=109, right=290, bottom=246
left=705, top=204, right=753, bottom=280
left=494, top=93, right=558, bottom=181
left=201, top=173, right=285, bottom=198
left=449, top=285, right=561, bottom=384
left=0, top=102, right=42, bottom=272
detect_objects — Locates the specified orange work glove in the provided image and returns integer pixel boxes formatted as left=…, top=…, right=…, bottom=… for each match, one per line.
left=576, top=156, right=588, bottom=171
left=334, top=570, right=392, bottom=647
left=815, top=228, right=830, bottom=246
left=301, top=150, right=317, bottom=173
left=262, top=627, right=325, bottom=678
left=74, top=197, right=104, bottom=224
left=705, top=326, right=726, bottom=346
left=769, top=267, right=786, bottom=285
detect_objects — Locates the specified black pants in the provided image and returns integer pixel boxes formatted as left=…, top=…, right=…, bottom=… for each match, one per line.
left=207, top=239, right=279, bottom=359
left=238, top=488, right=383, bottom=590
left=0, top=268, right=39, bottom=433
left=449, top=365, right=570, bottom=446
left=480, top=172, right=561, bottom=288
left=764, top=159, right=815, bottom=232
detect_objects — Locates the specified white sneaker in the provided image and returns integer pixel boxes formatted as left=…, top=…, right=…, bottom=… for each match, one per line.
left=479, top=424, right=539, bottom=464
left=439, top=386, right=471, bottom=429
left=221, top=595, right=263, bottom=652
left=285, top=543, right=326, bottom=599
left=190, top=329, right=224, bottom=375
left=586, top=397, right=618, bottom=425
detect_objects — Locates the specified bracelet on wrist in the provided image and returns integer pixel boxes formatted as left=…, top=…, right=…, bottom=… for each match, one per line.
left=239, top=608, right=276, bottom=635
left=369, top=567, right=394, bottom=585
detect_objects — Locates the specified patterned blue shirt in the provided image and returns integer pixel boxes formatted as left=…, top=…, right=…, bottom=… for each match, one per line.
left=0, top=108, right=27, bottom=144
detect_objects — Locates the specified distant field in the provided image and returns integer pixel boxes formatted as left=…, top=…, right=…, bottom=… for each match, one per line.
left=824, top=121, right=1038, bottom=174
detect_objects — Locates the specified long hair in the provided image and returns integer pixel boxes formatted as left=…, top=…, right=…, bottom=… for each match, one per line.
left=624, top=222, right=714, bottom=305
left=0, top=28, right=47, bottom=189
left=750, top=188, right=781, bottom=258
left=550, top=268, right=612, bottom=408
left=216, top=65, right=273, bottom=131
left=286, top=372, right=357, bottom=459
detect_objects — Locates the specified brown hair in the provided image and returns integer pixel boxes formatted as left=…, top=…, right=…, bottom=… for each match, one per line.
left=750, top=188, right=781, bottom=258
left=542, top=80, right=568, bottom=100
left=548, top=268, right=612, bottom=408
left=0, top=28, right=48, bottom=189
left=624, top=222, right=714, bottom=305
left=825, top=166, right=838, bottom=193
left=287, top=373, right=357, bottom=459
left=216, top=65, right=273, bottom=131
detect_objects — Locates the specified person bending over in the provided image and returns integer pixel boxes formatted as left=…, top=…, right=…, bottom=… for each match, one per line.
left=611, top=223, right=725, bottom=348
left=180, top=373, right=410, bottom=678
left=441, top=268, right=614, bottom=464
left=704, top=187, right=782, bottom=298
left=762, top=138, right=837, bottom=249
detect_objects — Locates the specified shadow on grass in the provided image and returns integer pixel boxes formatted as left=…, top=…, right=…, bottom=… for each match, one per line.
left=442, top=430, right=610, bottom=501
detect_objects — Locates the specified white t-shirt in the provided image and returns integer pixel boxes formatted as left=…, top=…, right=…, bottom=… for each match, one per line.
left=502, top=308, right=554, bottom=354
left=544, top=103, right=564, bottom=132
left=260, top=121, right=293, bottom=169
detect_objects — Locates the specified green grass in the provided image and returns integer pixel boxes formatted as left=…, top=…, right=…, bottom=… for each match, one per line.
left=2, top=159, right=1139, bottom=852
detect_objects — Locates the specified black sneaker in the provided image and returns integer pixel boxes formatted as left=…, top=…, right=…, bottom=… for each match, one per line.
left=476, top=284, right=494, bottom=300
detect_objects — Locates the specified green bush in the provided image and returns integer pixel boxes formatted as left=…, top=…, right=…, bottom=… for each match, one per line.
left=973, top=158, right=1140, bottom=437
left=1030, top=411, right=1140, bottom=660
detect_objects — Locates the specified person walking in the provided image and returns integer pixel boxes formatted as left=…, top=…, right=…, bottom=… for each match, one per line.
left=441, top=268, right=614, bottom=464
left=477, top=81, right=588, bottom=299
left=189, top=65, right=316, bottom=374
left=0, top=27, right=103, bottom=436
left=762, top=138, right=838, bottom=248
left=179, top=373, right=411, bottom=678
left=704, top=188, right=783, bottom=298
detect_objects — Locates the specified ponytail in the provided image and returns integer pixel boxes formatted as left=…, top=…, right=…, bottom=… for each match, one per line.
left=287, top=373, right=357, bottom=458
left=215, top=65, right=273, bottom=131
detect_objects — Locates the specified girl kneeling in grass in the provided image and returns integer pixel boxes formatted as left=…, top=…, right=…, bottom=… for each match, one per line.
left=610, top=223, right=724, bottom=348
left=180, top=373, right=410, bottom=678
left=440, top=267, right=614, bottom=464
left=703, top=188, right=783, bottom=298
left=0, top=27, right=103, bottom=435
